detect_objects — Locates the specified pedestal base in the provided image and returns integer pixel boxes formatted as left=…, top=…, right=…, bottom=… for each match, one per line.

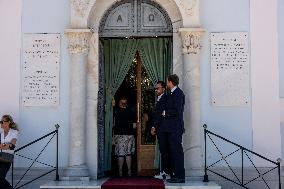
left=186, top=167, right=204, bottom=177
left=63, top=165, right=90, bottom=180
left=40, top=179, right=221, bottom=189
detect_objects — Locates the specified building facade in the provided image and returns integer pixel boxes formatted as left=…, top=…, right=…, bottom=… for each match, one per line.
left=0, top=0, right=283, bottom=183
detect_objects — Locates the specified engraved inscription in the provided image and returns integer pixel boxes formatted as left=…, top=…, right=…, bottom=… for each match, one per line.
left=99, top=0, right=172, bottom=37
left=117, top=15, right=123, bottom=22
left=22, top=34, right=60, bottom=106
left=105, top=3, right=131, bottom=28
left=141, top=3, right=165, bottom=28
left=211, top=32, right=250, bottom=106
left=149, top=14, right=154, bottom=22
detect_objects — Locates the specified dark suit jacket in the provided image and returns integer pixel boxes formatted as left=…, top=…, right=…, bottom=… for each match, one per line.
left=152, top=93, right=167, bottom=131
left=160, top=87, right=185, bottom=133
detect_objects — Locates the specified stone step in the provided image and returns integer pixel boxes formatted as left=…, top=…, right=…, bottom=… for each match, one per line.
left=40, top=179, right=221, bottom=189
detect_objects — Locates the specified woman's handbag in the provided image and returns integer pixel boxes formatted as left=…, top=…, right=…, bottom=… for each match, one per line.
left=0, top=151, right=14, bottom=163
left=0, top=134, right=14, bottom=163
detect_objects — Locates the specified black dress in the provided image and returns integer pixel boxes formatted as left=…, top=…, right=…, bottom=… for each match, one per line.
left=113, top=107, right=134, bottom=135
left=113, top=107, right=135, bottom=156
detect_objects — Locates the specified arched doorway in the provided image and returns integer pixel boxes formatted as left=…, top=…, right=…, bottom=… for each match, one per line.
left=66, top=0, right=204, bottom=179
left=97, top=0, right=173, bottom=177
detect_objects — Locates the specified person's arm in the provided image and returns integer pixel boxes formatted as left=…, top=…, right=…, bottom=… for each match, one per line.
left=152, top=111, right=158, bottom=129
left=166, top=92, right=184, bottom=119
left=151, top=127, right=156, bottom=135
left=0, top=138, right=17, bottom=150
left=152, top=100, right=165, bottom=130
left=130, top=109, right=136, bottom=129
left=151, top=112, right=157, bottom=134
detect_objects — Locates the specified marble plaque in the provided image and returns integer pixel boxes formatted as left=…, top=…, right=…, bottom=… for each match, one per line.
left=211, top=32, right=250, bottom=106
left=22, top=33, right=60, bottom=106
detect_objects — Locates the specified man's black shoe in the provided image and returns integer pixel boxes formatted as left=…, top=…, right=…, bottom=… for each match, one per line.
left=166, top=178, right=185, bottom=183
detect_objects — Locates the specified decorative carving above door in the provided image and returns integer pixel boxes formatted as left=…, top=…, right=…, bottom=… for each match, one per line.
left=99, top=0, right=173, bottom=37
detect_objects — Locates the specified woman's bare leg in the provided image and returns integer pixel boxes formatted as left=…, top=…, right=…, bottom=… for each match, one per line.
left=118, top=157, right=124, bottom=176
left=126, top=155, right=132, bottom=176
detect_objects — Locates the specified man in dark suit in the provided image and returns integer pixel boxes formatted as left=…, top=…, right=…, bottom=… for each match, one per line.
left=151, top=81, right=171, bottom=180
left=162, top=74, right=185, bottom=183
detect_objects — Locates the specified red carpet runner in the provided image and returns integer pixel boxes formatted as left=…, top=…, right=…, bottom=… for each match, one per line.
left=101, top=177, right=165, bottom=189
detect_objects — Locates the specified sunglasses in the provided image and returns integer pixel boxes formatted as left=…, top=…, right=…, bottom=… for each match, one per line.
left=155, top=87, right=163, bottom=90
left=0, top=120, right=9, bottom=124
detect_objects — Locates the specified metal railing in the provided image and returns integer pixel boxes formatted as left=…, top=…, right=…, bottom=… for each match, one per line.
left=203, top=124, right=281, bottom=189
left=12, top=124, right=60, bottom=189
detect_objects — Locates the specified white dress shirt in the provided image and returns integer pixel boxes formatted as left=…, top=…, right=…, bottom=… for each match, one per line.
left=171, top=86, right=177, bottom=93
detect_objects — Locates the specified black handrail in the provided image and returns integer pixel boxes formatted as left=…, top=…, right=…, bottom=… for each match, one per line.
left=12, top=124, right=60, bottom=189
left=203, top=124, right=281, bottom=189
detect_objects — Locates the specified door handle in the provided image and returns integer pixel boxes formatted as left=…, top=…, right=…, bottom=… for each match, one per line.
left=137, top=102, right=140, bottom=123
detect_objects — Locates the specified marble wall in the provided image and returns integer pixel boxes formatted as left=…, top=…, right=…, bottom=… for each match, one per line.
left=0, top=0, right=21, bottom=129
left=1, top=0, right=279, bottom=180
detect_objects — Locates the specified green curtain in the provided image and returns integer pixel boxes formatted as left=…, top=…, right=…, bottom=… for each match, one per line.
left=138, top=38, right=172, bottom=84
left=138, top=38, right=172, bottom=168
left=102, top=37, right=172, bottom=171
left=103, top=38, right=139, bottom=171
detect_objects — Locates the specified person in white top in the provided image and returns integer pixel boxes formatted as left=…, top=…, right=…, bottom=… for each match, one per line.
left=0, top=114, right=19, bottom=189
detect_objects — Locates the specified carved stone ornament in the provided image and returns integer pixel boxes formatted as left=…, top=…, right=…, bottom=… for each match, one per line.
left=177, top=0, right=197, bottom=16
left=65, top=29, right=92, bottom=54
left=179, top=28, right=205, bottom=55
left=71, top=0, right=90, bottom=17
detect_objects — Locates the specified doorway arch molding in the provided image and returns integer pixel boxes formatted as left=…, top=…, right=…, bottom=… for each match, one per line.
left=69, top=0, right=201, bottom=28
left=88, top=0, right=183, bottom=33
left=98, top=0, right=173, bottom=37
left=65, top=0, right=205, bottom=179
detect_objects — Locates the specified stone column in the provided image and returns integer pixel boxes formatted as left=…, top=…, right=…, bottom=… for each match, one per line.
left=179, top=28, right=205, bottom=177
left=64, top=29, right=91, bottom=179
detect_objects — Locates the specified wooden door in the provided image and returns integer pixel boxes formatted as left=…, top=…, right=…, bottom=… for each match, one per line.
left=136, top=53, right=157, bottom=176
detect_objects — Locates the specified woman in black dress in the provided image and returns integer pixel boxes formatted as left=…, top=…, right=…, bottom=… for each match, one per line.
left=113, top=97, right=135, bottom=177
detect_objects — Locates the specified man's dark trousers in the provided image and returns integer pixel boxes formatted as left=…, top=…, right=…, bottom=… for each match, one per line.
left=153, top=93, right=171, bottom=174
left=157, top=131, right=171, bottom=174
left=157, top=130, right=184, bottom=178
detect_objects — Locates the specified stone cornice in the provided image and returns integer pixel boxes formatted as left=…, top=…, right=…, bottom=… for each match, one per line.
left=179, top=28, right=205, bottom=55
left=65, top=29, right=92, bottom=54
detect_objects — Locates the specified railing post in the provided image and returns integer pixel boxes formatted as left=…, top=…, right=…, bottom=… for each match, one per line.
left=12, top=161, right=14, bottom=188
left=241, top=148, right=244, bottom=186
left=277, top=158, right=281, bottom=189
left=203, top=124, right=209, bottom=182
left=55, top=124, right=60, bottom=181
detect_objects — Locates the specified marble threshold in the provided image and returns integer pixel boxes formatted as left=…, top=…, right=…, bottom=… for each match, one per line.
left=40, top=178, right=221, bottom=189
